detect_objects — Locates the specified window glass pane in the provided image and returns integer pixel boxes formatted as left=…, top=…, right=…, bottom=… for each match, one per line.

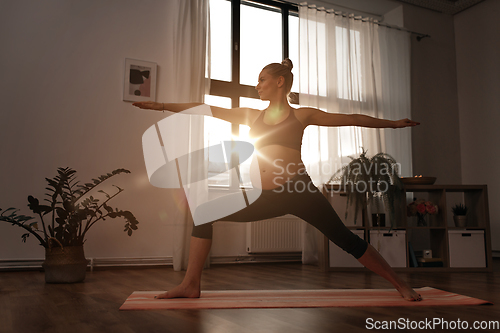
left=239, top=96, right=269, bottom=110
left=209, top=0, right=232, bottom=81
left=240, top=2, right=282, bottom=86
left=205, top=94, right=232, bottom=109
left=204, top=95, right=232, bottom=186
left=289, top=14, right=299, bottom=93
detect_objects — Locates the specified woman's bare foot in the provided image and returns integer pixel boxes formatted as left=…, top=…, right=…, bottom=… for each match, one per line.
left=357, top=245, right=422, bottom=302
left=155, top=282, right=201, bottom=299
left=396, top=283, right=422, bottom=301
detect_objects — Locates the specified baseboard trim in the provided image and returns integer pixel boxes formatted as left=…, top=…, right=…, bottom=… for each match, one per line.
left=0, top=257, right=174, bottom=271
left=0, top=259, right=45, bottom=271
left=210, top=253, right=302, bottom=264
left=0, top=253, right=303, bottom=271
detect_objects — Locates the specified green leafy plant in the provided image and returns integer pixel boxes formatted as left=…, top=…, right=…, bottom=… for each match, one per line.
left=452, top=203, right=468, bottom=216
left=328, top=148, right=403, bottom=227
left=0, top=167, right=139, bottom=248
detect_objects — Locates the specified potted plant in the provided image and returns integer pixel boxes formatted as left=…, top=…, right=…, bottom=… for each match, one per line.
left=0, top=167, right=139, bottom=283
left=452, top=203, right=468, bottom=228
left=407, top=198, right=439, bottom=226
left=328, top=148, right=403, bottom=227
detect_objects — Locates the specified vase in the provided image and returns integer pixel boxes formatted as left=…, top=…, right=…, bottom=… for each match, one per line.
left=417, top=214, right=427, bottom=227
left=42, top=245, right=88, bottom=283
left=453, top=215, right=467, bottom=228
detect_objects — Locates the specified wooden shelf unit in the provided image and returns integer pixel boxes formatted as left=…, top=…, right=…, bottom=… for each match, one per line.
left=319, top=184, right=493, bottom=272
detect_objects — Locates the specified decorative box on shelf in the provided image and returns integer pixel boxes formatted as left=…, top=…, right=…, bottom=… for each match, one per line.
left=448, top=230, right=486, bottom=268
left=417, top=257, right=444, bottom=267
left=369, top=230, right=407, bottom=267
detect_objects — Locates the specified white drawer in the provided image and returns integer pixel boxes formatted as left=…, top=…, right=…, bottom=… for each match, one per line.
left=448, top=230, right=486, bottom=267
left=369, top=230, right=407, bottom=267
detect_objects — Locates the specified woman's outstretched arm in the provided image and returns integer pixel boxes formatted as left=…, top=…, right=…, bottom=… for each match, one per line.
left=132, top=101, right=260, bottom=126
left=301, top=107, right=420, bottom=129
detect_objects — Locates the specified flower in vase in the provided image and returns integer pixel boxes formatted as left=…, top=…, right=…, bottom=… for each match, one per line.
left=407, top=198, right=438, bottom=217
left=426, top=204, right=438, bottom=215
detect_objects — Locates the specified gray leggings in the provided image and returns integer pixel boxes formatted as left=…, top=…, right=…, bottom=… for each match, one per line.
left=192, top=172, right=368, bottom=259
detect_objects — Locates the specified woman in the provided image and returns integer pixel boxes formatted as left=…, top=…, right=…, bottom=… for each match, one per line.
left=133, top=59, right=422, bottom=301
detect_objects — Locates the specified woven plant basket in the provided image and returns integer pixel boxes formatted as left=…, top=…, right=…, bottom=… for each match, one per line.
left=42, top=240, right=88, bottom=283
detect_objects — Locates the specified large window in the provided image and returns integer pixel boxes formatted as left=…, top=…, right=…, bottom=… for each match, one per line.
left=205, top=1, right=368, bottom=186
left=206, top=0, right=298, bottom=187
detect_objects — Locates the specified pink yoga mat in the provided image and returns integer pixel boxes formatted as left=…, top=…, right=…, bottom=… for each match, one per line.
left=119, top=287, right=492, bottom=310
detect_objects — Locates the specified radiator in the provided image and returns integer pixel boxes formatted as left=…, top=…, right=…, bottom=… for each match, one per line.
left=246, top=215, right=303, bottom=253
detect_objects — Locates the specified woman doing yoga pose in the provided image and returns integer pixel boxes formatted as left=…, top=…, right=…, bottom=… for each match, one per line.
left=133, top=59, right=422, bottom=301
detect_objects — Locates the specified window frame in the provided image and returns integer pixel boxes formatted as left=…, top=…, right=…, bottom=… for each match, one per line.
left=209, top=0, right=298, bottom=104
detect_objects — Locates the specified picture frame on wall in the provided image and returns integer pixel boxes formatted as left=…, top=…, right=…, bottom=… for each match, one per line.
left=123, top=58, right=157, bottom=102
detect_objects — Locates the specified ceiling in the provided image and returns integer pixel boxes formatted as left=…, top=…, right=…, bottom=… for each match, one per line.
left=392, top=0, right=485, bottom=15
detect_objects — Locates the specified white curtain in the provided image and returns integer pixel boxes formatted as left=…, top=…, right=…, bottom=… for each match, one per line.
left=169, top=0, right=211, bottom=271
left=298, top=4, right=413, bottom=264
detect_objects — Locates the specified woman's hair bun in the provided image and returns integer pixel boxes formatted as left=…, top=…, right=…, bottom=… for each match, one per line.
left=281, top=58, right=293, bottom=70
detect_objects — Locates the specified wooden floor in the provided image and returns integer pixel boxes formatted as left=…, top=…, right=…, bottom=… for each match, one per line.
left=1, top=260, right=499, bottom=333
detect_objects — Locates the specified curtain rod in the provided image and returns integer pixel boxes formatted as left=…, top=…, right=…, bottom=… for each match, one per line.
left=264, top=0, right=431, bottom=41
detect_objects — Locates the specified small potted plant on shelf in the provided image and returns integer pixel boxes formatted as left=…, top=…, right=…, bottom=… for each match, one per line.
left=407, top=198, right=438, bottom=226
left=452, top=203, right=468, bottom=228
left=0, top=167, right=139, bottom=283
left=328, top=148, right=403, bottom=227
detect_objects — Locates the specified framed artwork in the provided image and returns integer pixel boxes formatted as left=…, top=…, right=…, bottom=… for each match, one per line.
left=123, top=58, right=157, bottom=102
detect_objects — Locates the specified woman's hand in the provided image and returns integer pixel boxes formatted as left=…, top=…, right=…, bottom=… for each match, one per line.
left=132, top=101, right=163, bottom=111
left=394, top=118, right=420, bottom=128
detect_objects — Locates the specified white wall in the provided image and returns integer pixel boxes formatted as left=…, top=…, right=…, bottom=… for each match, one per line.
left=401, top=0, right=499, bottom=251
left=383, top=5, right=404, bottom=27
left=0, top=0, right=185, bottom=260
left=402, top=4, right=462, bottom=184
left=454, top=0, right=500, bottom=251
